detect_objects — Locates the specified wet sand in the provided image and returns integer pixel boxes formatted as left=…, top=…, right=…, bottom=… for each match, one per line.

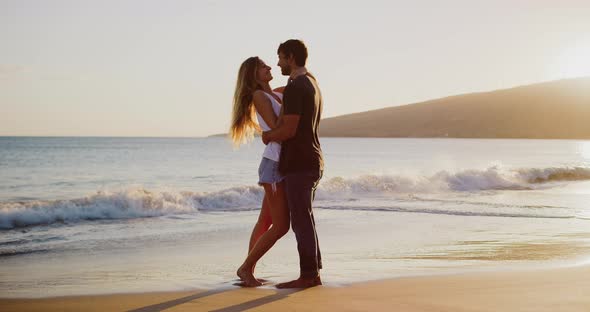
left=2, top=264, right=589, bottom=312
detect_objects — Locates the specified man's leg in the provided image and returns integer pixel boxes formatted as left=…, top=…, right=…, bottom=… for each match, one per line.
left=310, top=212, right=322, bottom=270
left=310, top=172, right=322, bottom=269
left=277, top=171, right=322, bottom=288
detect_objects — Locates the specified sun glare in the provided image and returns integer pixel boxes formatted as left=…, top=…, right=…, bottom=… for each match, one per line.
left=558, top=40, right=590, bottom=78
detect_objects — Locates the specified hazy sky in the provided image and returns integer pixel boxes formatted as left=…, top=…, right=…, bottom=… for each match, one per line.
left=1, top=0, right=590, bottom=137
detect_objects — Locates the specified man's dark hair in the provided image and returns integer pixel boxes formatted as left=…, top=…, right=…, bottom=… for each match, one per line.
left=278, top=39, right=308, bottom=66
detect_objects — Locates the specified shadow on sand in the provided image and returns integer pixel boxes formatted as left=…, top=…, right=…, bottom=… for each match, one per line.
left=127, top=286, right=305, bottom=312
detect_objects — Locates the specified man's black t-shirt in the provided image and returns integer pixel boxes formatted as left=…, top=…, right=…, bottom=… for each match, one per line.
left=279, top=74, right=324, bottom=175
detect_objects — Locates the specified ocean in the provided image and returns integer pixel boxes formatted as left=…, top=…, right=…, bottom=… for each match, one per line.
left=1, top=136, right=590, bottom=298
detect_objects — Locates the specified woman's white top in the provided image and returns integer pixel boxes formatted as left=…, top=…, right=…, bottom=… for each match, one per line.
left=256, top=91, right=283, bottom=162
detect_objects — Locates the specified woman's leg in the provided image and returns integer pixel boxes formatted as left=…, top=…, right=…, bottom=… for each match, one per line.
left=237, top=188, right=272, bottom=281
left=248, top=193, right=272, bottom=273
left=237, top=182, right=290, bottom=286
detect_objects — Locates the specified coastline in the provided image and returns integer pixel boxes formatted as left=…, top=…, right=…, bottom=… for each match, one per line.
left=2, top=264, right=589, bottom=312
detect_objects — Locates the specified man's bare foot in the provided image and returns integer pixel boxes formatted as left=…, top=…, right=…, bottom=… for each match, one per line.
left=237, top=265, right=262, bottom=287
left=276, top=276, right=322, bottom=289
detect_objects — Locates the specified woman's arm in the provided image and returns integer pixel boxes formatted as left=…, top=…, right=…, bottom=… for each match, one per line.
left=252, top=91, right=278, bottom=129
left=273, top=86, right=285, bottom=94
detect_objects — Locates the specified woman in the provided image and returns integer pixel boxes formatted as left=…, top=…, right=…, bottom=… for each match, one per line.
left=230, top=56, right=290, bottom=287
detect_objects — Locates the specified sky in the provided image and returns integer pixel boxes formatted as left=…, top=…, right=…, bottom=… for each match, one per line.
left=1, top=0, right=590, bottom=137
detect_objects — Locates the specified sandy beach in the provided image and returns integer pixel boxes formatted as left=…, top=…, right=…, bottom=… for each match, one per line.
left=2, top=264, right=589, bottom=312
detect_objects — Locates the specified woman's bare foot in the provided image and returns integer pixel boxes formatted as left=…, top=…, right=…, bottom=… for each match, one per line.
left=237, top=265, right=262, bottom=287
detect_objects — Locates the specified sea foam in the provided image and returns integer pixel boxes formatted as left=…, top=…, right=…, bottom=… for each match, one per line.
left=1, top=166, right=588, bottom=229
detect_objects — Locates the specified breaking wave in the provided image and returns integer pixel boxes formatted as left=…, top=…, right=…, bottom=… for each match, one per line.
left=1, top=166, right=588, bottom=229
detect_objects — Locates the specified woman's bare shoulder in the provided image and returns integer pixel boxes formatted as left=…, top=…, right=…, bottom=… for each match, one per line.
left=252, top=90, right=268, bottom=100
left=252, top=89, right=266, bottom=96
left=252, top=90, right=270, bottom=106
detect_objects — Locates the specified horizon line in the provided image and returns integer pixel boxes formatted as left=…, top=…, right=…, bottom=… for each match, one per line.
left=3, top=75, right=589, bottom=138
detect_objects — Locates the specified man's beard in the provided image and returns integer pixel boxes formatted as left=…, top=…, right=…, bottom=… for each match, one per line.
left=281, top=65, right=291, bottom=76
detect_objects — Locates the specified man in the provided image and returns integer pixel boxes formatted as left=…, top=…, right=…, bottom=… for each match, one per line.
left=262, top=39, right=324, bottom=289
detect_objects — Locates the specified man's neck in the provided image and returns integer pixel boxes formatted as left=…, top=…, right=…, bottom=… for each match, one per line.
left=289, top=66, right=307, bottom=80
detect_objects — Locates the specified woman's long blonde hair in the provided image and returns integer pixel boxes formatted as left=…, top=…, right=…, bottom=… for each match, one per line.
left=230, top=56, right=263, bottom=147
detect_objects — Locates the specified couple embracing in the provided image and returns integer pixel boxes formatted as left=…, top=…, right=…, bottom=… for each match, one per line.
left=230, top=39, right=324, bottom=288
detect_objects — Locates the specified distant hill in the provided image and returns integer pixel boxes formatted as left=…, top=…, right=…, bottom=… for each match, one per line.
left=320, top=77, right=590, bottom=139
left=208, top=133, right=228, bottom=138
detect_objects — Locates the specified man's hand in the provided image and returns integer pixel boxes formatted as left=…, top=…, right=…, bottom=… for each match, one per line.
left=262, top=131, right=270, bottom=145
left=261, top=115, right=300, bottom=145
